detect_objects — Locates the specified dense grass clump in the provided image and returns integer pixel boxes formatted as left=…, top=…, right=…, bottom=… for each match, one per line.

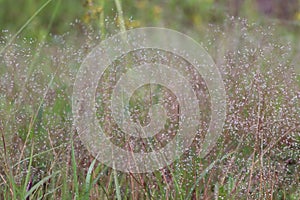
left=0, top=12, right=299, bottom=200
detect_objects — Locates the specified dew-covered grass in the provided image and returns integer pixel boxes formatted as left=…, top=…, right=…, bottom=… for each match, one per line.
left=0, top=3, right=300, bottom=200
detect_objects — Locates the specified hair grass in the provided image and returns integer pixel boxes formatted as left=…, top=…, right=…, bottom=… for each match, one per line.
left=0, top=1, right=299, bottom=200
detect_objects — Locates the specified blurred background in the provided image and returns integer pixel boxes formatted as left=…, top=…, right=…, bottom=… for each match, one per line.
left=2, top=0, right=299, bottom=77
left=0, top=0, right=300, bottom=37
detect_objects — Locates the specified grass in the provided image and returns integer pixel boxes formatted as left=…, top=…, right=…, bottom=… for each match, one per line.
left=0, top=1, right=300, bottom=199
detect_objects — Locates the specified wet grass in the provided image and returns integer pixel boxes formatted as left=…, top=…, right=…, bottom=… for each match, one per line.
left=0, top=1, right=300, bottom=200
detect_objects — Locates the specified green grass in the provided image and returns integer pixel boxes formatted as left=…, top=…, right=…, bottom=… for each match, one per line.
left=0, top=0, right=300, bottom=199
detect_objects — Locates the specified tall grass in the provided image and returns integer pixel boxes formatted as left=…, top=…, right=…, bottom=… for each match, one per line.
left=0, top=1, right=299, bottom=200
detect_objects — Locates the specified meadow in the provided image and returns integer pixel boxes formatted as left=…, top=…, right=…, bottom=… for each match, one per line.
left=0, top=0, right=299, bottom=199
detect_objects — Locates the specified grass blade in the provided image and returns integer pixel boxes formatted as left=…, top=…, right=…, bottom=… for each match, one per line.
left=71, top=141, right=80, bottom=199
left=24, top=171, right=60, bottom=199
left=84, top=158, right=97, bottom=198
left=113, top=162, right=122, bottom=200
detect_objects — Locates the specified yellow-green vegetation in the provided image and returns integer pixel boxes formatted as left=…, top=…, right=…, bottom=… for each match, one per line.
left=0, top=0, right=299, bottom=199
